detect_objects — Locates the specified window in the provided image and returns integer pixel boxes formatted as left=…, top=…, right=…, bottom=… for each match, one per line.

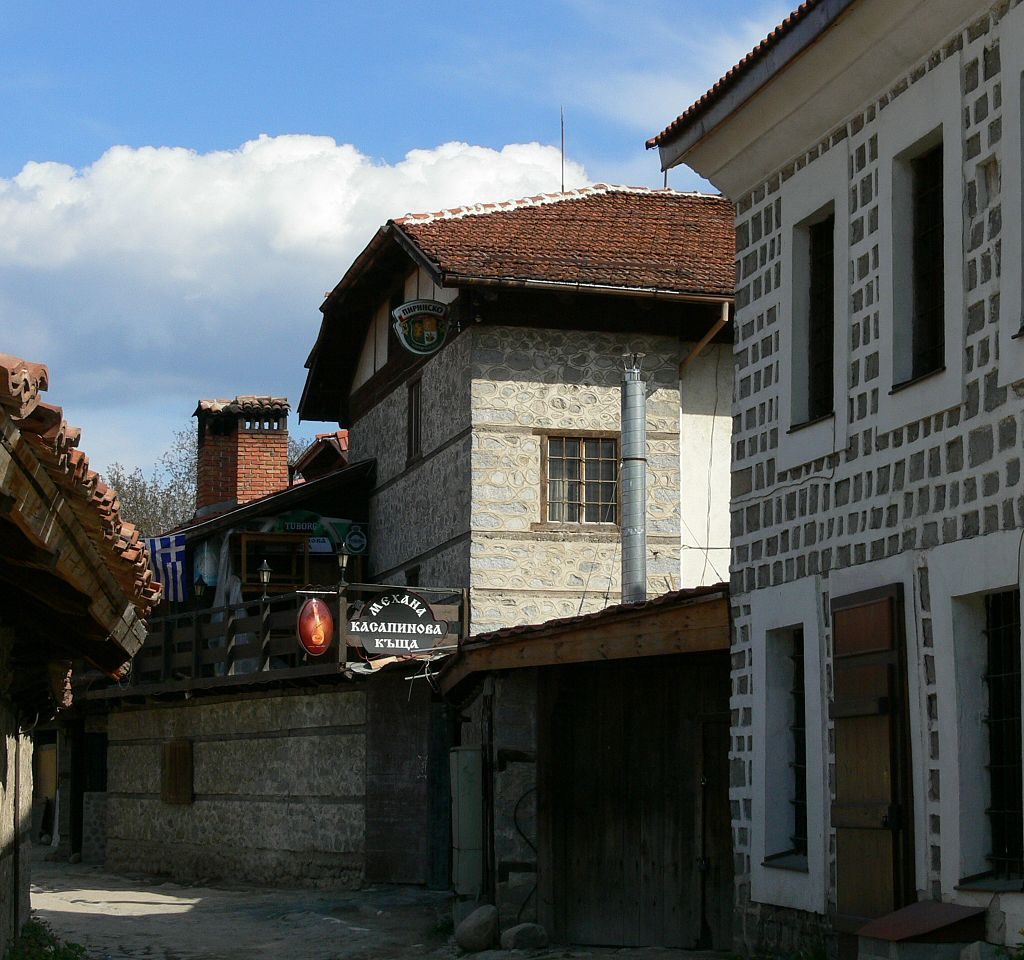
left=984, top=589, right=1023, bottom=879
left=909, top=143, right=945, bottom=379
left=545, top=437, right=617, bottom=523
left=407, top=377, right=422, bottom=463
left=764, top=626, right=809, bottom=868
left=805, top=213, right=835, bottom=422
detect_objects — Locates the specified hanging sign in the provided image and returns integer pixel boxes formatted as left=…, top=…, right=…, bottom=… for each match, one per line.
left=391, top=300, right=449, bottom=356
left=297, top=598, right=334, bottom=657
left=348, top=590, right=449, bottom=655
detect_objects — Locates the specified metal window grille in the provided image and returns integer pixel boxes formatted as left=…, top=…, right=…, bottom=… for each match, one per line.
left=911, top=143, right=945, bottom=378
left=407, top=378, right=422, bottom=462
left=790, top=627, right=808, bottom=856
left=547, top=437, right=617, bottom=523
left=985, top=589, right=1023, bottom=878
left=806, top=214, right=835, bottom=421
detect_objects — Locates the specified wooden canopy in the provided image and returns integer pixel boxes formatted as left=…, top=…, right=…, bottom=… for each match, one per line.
left=439, top=584, right=730, bottom=695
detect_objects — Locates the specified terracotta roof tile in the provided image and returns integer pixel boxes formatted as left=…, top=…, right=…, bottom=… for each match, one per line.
left=0, top=352, right=161, bottom=619
left=647, top=0, right=825, bottom=150
left=195, top=396, right=290, bottom=416
left=394, top=184, right=734, bottom=299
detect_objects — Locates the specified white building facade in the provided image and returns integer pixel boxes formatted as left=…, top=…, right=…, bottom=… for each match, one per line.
left=653, top=0, right=1024, bottom=953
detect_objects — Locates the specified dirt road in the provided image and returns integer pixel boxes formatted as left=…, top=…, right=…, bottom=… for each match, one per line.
left=31, top=858, right=728, bottom=960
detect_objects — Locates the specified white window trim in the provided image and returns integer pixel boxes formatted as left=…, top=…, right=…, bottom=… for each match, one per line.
left=875, top=53, right=965, bottom=432
left=750, top=576, right=827, bottom=913
left=997, top=4, right=1024, bottom=388
left=777, top=143, right=850, bottom=473
left=926, top=531, right=1024, bottom=901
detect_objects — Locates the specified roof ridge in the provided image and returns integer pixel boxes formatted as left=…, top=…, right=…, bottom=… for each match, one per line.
left=393, top=183, right=725, bottom=226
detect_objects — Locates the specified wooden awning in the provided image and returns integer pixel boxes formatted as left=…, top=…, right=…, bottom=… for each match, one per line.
left=0, top=353, right=160, bottom=709
left=439, top=584, right=730, bottom=695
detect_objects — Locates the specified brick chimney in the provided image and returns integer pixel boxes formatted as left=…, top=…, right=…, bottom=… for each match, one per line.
left=193, top=396, right=290, bottom=517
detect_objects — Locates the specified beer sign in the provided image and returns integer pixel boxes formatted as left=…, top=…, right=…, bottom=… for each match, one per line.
left=297, top=598, right=334, bottom=657
left=391, top=300, right=449, bottom=356
left=348, top=590, right=449, bottom=655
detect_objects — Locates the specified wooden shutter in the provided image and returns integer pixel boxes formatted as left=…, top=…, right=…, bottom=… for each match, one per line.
left=161, top=738, right=193, bottom=805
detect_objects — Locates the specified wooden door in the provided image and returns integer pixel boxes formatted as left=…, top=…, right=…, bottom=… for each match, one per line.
left=830, top=587, right=914, bottom=926
left=540, top=655, right=730, bottom=948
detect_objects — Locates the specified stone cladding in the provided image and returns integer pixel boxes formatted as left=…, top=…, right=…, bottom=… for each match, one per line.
left=724, top=2, right=1024, bottom=952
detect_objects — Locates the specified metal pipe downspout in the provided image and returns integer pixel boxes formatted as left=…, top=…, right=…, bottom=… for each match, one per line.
left=621, top=353, right=647, bottom=604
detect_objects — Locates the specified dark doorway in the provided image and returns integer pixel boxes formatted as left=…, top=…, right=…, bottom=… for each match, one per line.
left=538, top=653, right=731, bottom=949
left=831, top=586, right=915, bottom=927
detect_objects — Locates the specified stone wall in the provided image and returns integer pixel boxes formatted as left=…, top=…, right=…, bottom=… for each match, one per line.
left=106, top=687, right=367, bottom=888
left=81, top=792, right=106, bottom=865
left=724, top=2, right=1024, bottom=952
left=469, top=326, right=683, bottom=632
left=458, top=671, right=539, bottom=927
left=349, top=327, right=472, bottom=586
left=0, top=626, right=33, bottom=955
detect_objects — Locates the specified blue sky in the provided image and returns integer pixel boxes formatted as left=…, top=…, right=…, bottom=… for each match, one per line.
left=0, top=0, right=787, bottom=474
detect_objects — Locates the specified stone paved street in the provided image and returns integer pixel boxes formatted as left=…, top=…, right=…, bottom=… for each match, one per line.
left=31, top=858, right=730, bottom=960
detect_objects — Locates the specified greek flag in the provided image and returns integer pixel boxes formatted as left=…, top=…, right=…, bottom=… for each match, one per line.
left=146, top=534, right=188, bottom=603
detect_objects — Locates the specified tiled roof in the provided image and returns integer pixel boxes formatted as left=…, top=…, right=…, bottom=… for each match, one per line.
left=195, top=396, right=290, bottom=416
left=394, top=184, right=735, bottom=299
left=465, top=582, right=729, bottom=647
left=647, top=0, right=826, bottom=149
left=0, top=353, right=161, bottom=621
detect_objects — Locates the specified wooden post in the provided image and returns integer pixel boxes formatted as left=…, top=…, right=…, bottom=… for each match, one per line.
left=259, top=598, right=270, bottom=672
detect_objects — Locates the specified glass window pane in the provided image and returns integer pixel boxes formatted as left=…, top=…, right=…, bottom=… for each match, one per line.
left=549, top=437, right=563, bottom=457
left=564, top=438, right=580, bottom=458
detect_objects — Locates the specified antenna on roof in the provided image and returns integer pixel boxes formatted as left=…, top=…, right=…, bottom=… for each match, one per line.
left=560, top=106, right=565, bottom=192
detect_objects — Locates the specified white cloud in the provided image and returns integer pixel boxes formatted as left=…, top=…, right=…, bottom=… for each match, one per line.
left=0, top=135, right=589, bottom=472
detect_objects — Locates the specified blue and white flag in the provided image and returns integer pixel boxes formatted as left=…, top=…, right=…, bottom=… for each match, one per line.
left=146, top=534, right=188, bottom=603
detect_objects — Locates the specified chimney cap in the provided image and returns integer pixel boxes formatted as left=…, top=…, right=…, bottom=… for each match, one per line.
left=194, top=396, right=289, bottom=417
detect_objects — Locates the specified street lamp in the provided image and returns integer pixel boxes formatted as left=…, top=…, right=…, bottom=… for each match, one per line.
left=337, top=552, right=349, bottom=589
left=258, top=559, right=272, bottom=601
left=193, top=574, right=206, bottom=599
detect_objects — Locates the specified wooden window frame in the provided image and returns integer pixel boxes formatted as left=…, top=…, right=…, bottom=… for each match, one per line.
left=538, top=431, right=619, bottom=527
left=909, top=142, right=945, bottom=380
left=805, top=214, right=835, bottom=423
left=161, top=738, right=193, bottom=805
left=238, top=532, right=310, bottom=593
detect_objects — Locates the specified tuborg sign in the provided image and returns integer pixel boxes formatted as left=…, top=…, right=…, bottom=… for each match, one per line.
left=348, top=589, right=449, bottom=655
left=391, top=299, right=450, bottom=356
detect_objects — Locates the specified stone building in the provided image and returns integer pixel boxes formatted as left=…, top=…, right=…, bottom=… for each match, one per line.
left=651, top=0, right=1024, bottom=955
left=299, top=184, right=736, bottom=631
left=0, top=352, right=157, bottom=953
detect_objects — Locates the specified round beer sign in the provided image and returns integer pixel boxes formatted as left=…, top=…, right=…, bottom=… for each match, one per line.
left=391, top=300, right=450, bottom=356
left=297, top=598, right=334, bottom=657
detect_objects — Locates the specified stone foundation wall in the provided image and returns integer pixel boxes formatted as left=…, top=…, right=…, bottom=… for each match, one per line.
left=81, top=792, right=106, bottom=865
left=106, top=686, right=366, bottom=888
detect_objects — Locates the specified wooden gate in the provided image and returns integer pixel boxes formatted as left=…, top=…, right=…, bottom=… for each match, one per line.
left=539, top=654, right=731, bottom=949
left=830, top=586, right=915, bottom=927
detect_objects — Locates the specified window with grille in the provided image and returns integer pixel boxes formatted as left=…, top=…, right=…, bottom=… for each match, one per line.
left=546, top=437, right=617, bottom=524
left=789, top=627, right=808, bottom=857
left=805, top=215, right=835, bottom=422
left=910, top=142, right=945, bottom=379
left=764, top=624, right=809, bottom=870
left=985, top=589, right=1022, bottom=878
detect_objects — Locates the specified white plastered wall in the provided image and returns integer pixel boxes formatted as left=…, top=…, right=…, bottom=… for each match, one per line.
left=679, top=342, right=732, bottom=587
left=749, top=575, right=828, bottom=913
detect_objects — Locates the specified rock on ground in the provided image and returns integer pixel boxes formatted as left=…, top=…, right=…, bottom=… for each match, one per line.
left=500, top=922, right=548, bottom=950
left=454, top=904, right=499, bottom=952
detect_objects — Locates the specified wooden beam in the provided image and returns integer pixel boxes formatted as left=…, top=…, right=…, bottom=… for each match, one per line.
left=440, top=595, right=729, bottom=694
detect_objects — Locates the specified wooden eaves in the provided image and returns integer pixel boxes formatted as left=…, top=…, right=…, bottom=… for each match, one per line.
left=439, top=583, right=730, bottom=696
